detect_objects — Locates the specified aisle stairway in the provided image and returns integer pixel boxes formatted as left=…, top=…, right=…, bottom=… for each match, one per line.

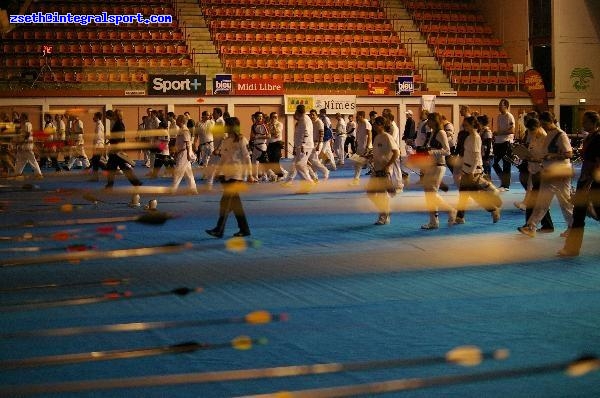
left=175, top=0, right=223, bottom=91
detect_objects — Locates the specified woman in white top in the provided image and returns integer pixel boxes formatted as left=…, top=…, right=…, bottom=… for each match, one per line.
left=206, top=117, right=255, bottom=238
left=171, top=115, right=197, bottom=194
left=420, top=112, right=456, bottom=229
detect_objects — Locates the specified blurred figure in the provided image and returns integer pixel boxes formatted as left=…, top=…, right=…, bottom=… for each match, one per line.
left=206, top=116, right=255, bottom=238
left=518, top=111, right=573, bottom=237
left=454, top=116, right=501, bottom=224
left=14, top=112, right=43, bottom=179
left=88, top=111, right=105, bottom=181
left=559, top=111, right=600, bottom=256
left=366, top=116, right=400, bottom=225
left=171, top=114, right=197, bottom=194
left=104, top=109, right=142, bottom=189
left=420, top=112, right=456, bottom=229
left=267, top=111, right=287, bottom=180
left=492, top=98, right=515, bottom=191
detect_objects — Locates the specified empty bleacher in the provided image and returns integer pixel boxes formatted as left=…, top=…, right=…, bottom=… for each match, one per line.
left=0, top=1, right=192, bottom=90
left=402, top=0, right=520, bottom=91
left=0, top=0, right=523, bottom=94
left=201, top=0, right=423, bottom=89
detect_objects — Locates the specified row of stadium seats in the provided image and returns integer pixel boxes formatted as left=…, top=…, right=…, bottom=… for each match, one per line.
left=213, top=32, right=402, bottom=46
left=201, top=0, right=381, bottom=9
left=0, top=70, right=150, bottom=84
left=218, top=45, right=409, bottom=58
left=231, top=72, right=423, bottom=85
left=208, top=19, right=394, bottom=33
left=451, top=73, right=519, bottom=89
left=203, top=7, right=385, bottom=20
left=435, top=46, right=510, bottom=60
left=441, top=60, right=514, bottom=73
left=421, top=24, right=495, bottom=36
left=4, top=43, right=187, bottom=56
left=4, top=29, right=184, bottom=41
left=403, top=0, right=473, bottom=11
left=412, top=11, right=485, bottom=23
left=223, top=57, right=415, bottom=73
left=3, top=56, right=192, bottom=69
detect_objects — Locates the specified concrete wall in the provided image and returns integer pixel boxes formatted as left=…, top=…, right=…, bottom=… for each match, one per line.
left=475, top=0, right=529, bottom=66
left=553, top=0, right=600, bottom=106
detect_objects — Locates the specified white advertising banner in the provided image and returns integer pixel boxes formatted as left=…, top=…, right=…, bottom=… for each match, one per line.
left=314, top=95, right=357, bottom=114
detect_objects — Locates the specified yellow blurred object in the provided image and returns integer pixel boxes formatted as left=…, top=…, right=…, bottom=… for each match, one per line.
left=245, top=310, right=272, bottom=324
left=445, top=345, right=482, bottom=367
left=60, top=203, right=74, bottom=213
left=225, top=236, right=248, bottom=252
left=232, top=335, right=253, bottom=350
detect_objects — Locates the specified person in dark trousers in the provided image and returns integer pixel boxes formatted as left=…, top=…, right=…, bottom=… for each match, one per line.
left=104, top=109, right=142, bottom=189
left=559, top=111, right=600, bottom=257
left=492, top=98, right=515, bottom=191
left=206, top=117, right=256, bottom=238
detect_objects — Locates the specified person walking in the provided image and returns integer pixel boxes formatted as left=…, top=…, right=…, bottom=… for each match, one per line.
left=420, top=112, right=457, bottom=229
left=366, top=116, right=400, bottom=225
left=518, top=111, right=573, bottom=237
left=88, top=112, right=105, bottom=181
left=282, top=104, right=315, bottom=191
left=492, top=98, right=515, bottom=191
left=66, top=114, right=90, bottom=170
left=559, top=111, right=600, bottom=256
left=333, top=113, right=347, bottom=166
left=104, top=109, right=142, bottom=189
left=171, top=114, right=198, bottom=194
left=266, top=111, right=287, bottom=180
left=206, top=117, right=255, bottom=238
left=14, top=113, right=43, bottom=179
left=516, top=116, right=555, bottom=234
left=454, top=116, right=501, bottom=224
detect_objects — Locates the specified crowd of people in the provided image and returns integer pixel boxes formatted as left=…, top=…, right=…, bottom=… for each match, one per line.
left=1, top=101, right=599, bottom=256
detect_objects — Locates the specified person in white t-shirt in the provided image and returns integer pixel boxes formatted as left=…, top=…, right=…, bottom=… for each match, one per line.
left=284, top=104, right=315, bottom=190
left=308, top=109, right=330, bottom=180
left=492, top=98, right=515, bottom=191
left=382, top=110, right=405, bottom=191
left=14, top=112, right=43, bottom=178
left=171, top=115, right=197, bottom=194
left=367, top=116, right=400, bottom=225
left=206, top=116, right=255, bottom=238
left=333, top=113, right=346, bottom=166
left=88, top=112, right=105, bottom=181
left=351, top=110, right=372, bottom=185
left=194, top=110, right=215, bottom=168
